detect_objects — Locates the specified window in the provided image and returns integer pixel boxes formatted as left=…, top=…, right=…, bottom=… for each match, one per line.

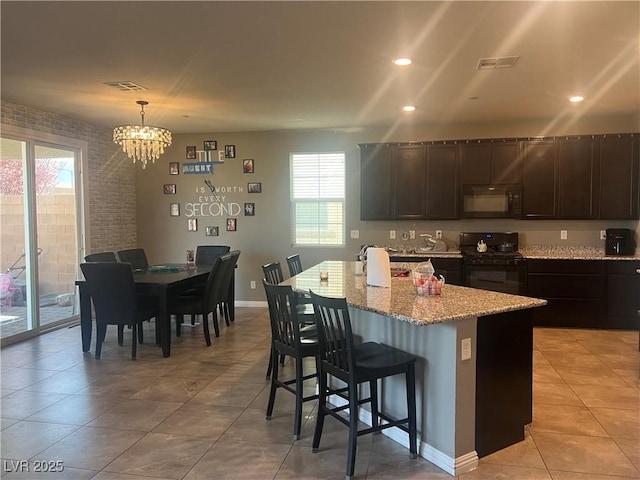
left=290, top=152, right=345, bottom=246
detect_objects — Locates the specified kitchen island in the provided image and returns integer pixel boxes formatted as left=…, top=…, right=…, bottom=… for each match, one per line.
left=282, top=260, right=547, bottom=476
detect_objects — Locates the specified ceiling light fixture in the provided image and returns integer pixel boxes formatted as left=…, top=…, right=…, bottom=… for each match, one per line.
left=569, top=95, right=584, bottom=103
left=402, top=105, right=416, bottom=112
left=113, top=100, right=172, bottom=169
left=393, top=58, right=412, bottom=66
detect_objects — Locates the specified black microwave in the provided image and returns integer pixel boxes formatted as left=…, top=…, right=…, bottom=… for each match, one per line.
left=461, top=185, right=522, bottom=218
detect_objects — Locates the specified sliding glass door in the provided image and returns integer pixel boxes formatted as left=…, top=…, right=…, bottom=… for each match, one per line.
left=0, top=130, right=86, bottom=343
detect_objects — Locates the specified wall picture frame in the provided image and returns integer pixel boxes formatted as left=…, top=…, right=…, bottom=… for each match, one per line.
left=205, top=226, right=219, bottom=237
left=248, top=182, right=262, bottom=193
left=186, top=146, right=197, bottom=159
left=170, top=203, right=180, bottom=216
left=226, top=217, right=237, bottom=231
left=242, top=159, right=254, bottom=173
left=163, top=184, right=176, bottom=194
left=169, top=162, right=179, bottom=175
left=204, top=140, right=217, bottom=151
left=244, top=202, right=255, bottom=216
left=224, top=145, right=236, bottom=158
left=188, top=218, right=198, bottom=232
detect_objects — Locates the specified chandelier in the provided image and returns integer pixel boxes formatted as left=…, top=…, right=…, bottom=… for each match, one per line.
left=113, top=100, right=172, bottom=169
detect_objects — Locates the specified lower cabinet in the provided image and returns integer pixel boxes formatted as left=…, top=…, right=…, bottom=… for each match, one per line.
left=606, top=261, right=640, bottom=329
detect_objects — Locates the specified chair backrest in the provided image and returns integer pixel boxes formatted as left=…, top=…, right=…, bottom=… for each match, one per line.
left=85, top=252, right=118, bottom=263
left=286, top=254, right=304, bottom=277
left=263, top=280, right=304, bottom=351
left=201, top=253, right=235, bottom=311
left=218, top=250, right=241, bottom=301
left=80, top=262, right=138, bottom=326
left=310, top=290, right=356, bottom=380
left=262, top=261, right=284, bottom=285
left=196, top=245, right=231, bottom=266
left=116, top=248, right=149, bottom=271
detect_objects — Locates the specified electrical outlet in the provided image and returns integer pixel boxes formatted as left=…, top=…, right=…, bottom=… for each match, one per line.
left=350, top=229, right=360, bottom=239
left=250, top=281, right=256, bottom=289
left=435, top=230, right=443, bottom=239
left=600, top=230, right=606, bottom=240
left=561, top=230, right=568, bottom=240
left=409, top=230, right=416, bottom=240
left=390, top=230, right=396, bottom=240
left=461, top=338, right=472, bottom=361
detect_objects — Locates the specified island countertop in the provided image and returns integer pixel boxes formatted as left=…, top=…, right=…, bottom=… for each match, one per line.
left=281, top=260, right=547, bottom=326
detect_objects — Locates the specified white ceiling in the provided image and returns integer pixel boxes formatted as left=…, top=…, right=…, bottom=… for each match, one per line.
left=1, top=1, right=639, bottom=134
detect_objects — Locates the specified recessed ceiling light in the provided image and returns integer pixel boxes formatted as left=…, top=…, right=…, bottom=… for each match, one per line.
left=402, top=105, right=416, bottom=112
left=569, top=95, right=584, bottom=103
left=393, top=58, right=412, bottom=66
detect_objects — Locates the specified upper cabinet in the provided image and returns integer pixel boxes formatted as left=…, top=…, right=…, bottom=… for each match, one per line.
left=522, top=140, right=558, bottom=218
left=395, top=145, right=427, bottom=219
left=360, top=144, right=394, bottom=220
left=460, top=141, right=521, bottom=185
left=426, top=144, right=459, bottom=219
left=557, top=137, right=598, bottom=219
left=599, top=134, right=638, bottom=219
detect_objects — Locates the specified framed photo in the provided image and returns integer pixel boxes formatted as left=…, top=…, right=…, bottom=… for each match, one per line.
left=169, top=162, right=179, bottom=175
left=226, top=217, right=237, bottom=231
left=163, top=184, right=176, bottom=194
left=224, top=145, right=236, bottom=158
left=204, top=140, right=217, bottom=151
left=170, top=203, right=180, bottom=216
left=188, top=218, right=198, bottom=232
left=205, top=226, right=219, bottom=237
left=242, top=159, right=254, bottom=173
left=248, top=182, right=262, bottom=193
left=186, top=146, right=197, bottom=159
left=244, top=202, right=255, bottom=216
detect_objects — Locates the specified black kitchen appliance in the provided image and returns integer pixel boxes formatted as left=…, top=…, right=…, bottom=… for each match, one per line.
left=461, top=185, right=522, bottom=219
left=459, top=232, right=526, bottom=295
left=605, top=228, right=636, bottom=256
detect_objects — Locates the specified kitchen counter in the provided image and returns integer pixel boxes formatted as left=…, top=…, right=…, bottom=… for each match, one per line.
left=282, top=260, right=546, bottom=475
left=520, top=245, right=640, bottom=260
left=387, top=250, right=463, bottom=259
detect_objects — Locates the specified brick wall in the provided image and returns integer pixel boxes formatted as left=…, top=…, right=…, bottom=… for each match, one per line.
left=1, top=100, right=138, bottom=290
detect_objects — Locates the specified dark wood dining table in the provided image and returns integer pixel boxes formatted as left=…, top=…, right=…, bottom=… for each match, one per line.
left=76, top=263, right=234, bottom=357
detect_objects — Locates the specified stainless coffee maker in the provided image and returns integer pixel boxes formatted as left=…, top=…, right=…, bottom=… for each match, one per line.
left=605, top=228, right=635, bottom=256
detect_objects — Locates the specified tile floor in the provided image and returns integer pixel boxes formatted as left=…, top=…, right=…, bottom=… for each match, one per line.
left=0, top=307, right=638, bottom=479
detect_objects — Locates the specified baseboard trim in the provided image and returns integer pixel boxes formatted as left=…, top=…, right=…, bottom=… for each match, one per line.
left=235, top=300, right=267, bottom=307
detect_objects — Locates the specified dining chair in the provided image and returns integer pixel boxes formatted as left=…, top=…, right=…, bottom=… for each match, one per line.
left=170, top=252, right=234, bottom=345
left=263, top=280, right=319, bottom=440
left=286, top=254, right=304, bottom=277
left=116, top=248, right=149, bottom=271
left=84, top=251, right=118, bottom=262
left=310, top=290, right=418, bottom=480
left=196, top=245, right=231, bottom=265
left=79, top=262, right=159, bottom=360
left=218, top=250, right=240, bottom=326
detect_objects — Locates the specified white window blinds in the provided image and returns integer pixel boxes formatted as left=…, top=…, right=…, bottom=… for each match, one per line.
left=290, top=152, right=345, bottom=246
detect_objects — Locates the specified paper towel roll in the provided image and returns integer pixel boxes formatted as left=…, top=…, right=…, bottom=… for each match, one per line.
left=366, top=247, right=391, bottom=288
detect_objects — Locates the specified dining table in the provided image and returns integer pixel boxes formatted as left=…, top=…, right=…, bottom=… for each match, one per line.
left=76, top=263, right=234, bottom=357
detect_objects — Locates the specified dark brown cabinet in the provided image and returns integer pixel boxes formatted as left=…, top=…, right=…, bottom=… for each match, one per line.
left=426, top=144, right=459, bottom=219
left=606, top=261, right=640, bottom=329
left=522, top=140, right=558, bottom=218
left=599, top=135, right=639, bottom=219
left=395, top=145, right=427, bottom=219
left=360, top=144, right=393, bottom=220
left=557, top=137, right=599, bottom=218
left=460, top=141, right=521, bottom=185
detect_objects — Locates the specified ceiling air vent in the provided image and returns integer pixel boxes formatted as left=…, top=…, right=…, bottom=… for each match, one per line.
left=103, top=81, right=148, bottom=92
left=476, top=56, right=520, bottom=70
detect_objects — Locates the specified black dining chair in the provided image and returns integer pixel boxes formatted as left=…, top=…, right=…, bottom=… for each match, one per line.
left=286, top=254, right=304, bottom=277
left=116, top=248, right=149, bottom=271
left=79, top=262, right=159, bottom=360
left=263, top=280, right=319, bottom=440
left=196, top=245, right=231, bottom=265
left=84, top=251, right=118, bottom=262
left=170, top=252, right=234, bottom=345
left=310, top=290, right=418, bottom=480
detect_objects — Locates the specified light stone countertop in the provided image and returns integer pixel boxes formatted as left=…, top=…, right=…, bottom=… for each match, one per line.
left=520, top=245, right=640, bottom=261
left=281, top=260, right=547, bottom=327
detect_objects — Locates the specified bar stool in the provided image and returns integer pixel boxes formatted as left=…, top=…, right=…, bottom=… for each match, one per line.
left=310, top=290, right=418, bottom=480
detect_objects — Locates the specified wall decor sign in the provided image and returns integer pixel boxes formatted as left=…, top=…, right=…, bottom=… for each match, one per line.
left=183, top=162, right=215, bottom=174
left=205, top=226, right=219, bottom=236
left=204, top=140, right=217, bottom=151
left=170, top=203, right=180, bottom=216
left=186, top=146, right=197, bottom=159
left=224, top=145, right=236, bottom=158
left=169, top=162, right=179, bottom=175
left=188, top=218, right=198, bottom=231
left=244, top=202, right=255, bottom=216
left=248, top=182, right=262, bottom=193
left=226, top=218, right=237, bottom=231
left=164, top=184, right=176, bottom=194
left=242, top=159, right=254, bottom=173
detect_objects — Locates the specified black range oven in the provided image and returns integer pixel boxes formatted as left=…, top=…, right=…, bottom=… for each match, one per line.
left=460, top=232, right=527, bottom=295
